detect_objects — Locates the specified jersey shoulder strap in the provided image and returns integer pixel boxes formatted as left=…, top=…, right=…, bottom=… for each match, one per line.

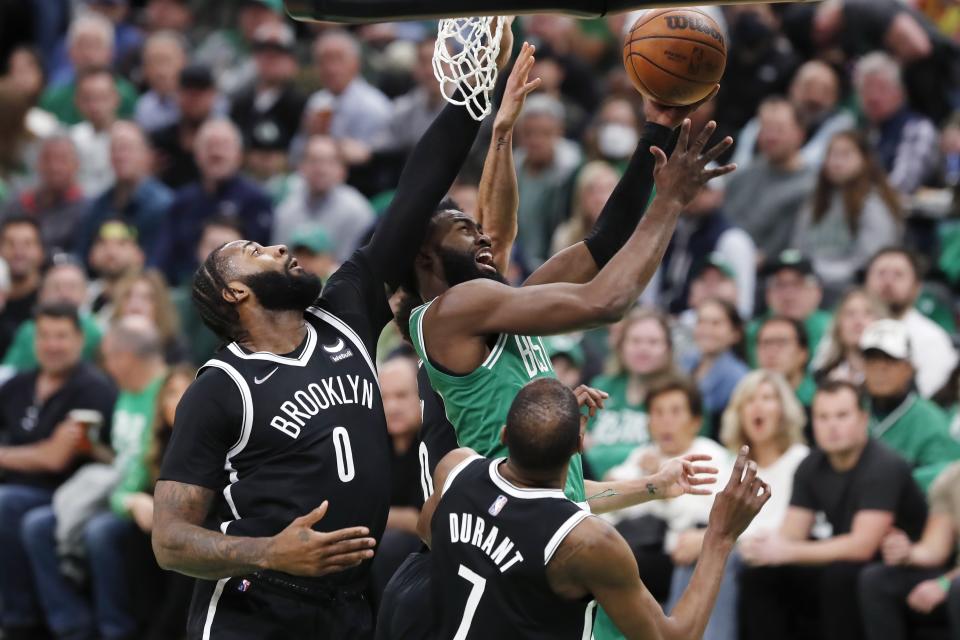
left=440, top=453, right=485, bottom=497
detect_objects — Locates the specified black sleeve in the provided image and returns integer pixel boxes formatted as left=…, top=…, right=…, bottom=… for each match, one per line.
left=360, top=100, right=483, bottom=290
left=414, top=367, right=460, bottom=508
left=788, top=451, right=818, bottom=511
left=158, top=369, right=243, bottom=490
left=853, top=445, right=909, bottom=513
left=582, top=122, right=676, bottom=269
left=319, top=251, right=393, bottom=356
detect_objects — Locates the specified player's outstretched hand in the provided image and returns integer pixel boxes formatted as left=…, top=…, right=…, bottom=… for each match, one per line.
left=706, top=447, right=771, bottom=543
left=573, top=384, right=609, bottom=418
left=651, top=119, right=736, bottom=207
left=495, top=17, right=516, bottom=70
left=494, top=41, right=542, bottom=132
left=643, top=84, right=719, bottom=130
left=266, top=501, right=376, bottom=577
left=652, top=453, right=719, bottom=500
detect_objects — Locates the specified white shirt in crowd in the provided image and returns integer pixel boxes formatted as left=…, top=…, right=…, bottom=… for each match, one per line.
left=902, top=308, right=958, bottom=398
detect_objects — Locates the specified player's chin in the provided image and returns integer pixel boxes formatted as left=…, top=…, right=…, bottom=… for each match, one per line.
left=476, top=262, right=498, bottom=276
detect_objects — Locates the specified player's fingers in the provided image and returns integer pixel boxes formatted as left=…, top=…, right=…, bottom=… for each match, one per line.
left=677, top=118, right=691, bottom=152
left=318, top=525, right=372, bottom=544
left=650, top=146, right=668, bottom=170
left=701, top=136, right=734, bottom=164
left=741, top=460, right=758, bottom=489
left=294, top=501, right=329, bottom=528
left=523, top=78, right=543, bottom=94
left=317, top=536, right=377, bottom=557
left=315, top=550, right=376, bottom=574
left=692, top=120, right=717, bottom=154
left=689, top=464, right=719, bottom=476
left=684, top=487, right=714, bottom=496
left=705, top=163, right=737, bottom=180
left=687, top=476, right=717, bottom=486
left=682, top=453, right=712, bottom=463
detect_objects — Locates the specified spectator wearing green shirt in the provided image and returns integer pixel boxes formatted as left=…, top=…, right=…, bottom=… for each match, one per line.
left=757, top=316, right=817, bottom=411
left=746, top=251, right=832, bottom=368
left=20, top=316, right=167, bottom=640
left=860, top=319, right=960, bottom=492
left=586, top=309, right=677, bottom=480
left=3, top=260, right=102, bottom=372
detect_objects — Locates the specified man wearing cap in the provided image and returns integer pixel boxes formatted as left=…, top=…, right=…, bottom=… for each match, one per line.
left=290, top=226, right=338, bottom=282
left=746, top=250, right=832, bottom=367
left=673, top=255, right=743, bottom=364
left=865, top=247, right=959, bottom=398
left=659, top=182, right=756, bottom=320
left=86, top=220, right=145, bottom=325
left=273, top=136, right=376, bottom=263
left=860, top=319, right=960, bottom=491
left=544, top=335, right=586, bottom=389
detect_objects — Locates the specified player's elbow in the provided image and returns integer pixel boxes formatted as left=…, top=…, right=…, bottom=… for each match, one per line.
left=587, top=289, right=634, bottom=324
left=151, top=525, right=181, bottom=571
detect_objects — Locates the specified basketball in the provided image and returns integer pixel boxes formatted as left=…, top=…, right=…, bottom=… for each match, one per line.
left=623, top=8, right=727, bottom=107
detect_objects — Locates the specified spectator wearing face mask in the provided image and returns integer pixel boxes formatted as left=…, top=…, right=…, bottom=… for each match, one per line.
left=583, top=97, right=641, bottom=170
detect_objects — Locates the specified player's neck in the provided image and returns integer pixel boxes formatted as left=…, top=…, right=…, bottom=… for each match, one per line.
left=237, top=310, right=308, bottom=355
left=499, top=459, right=565, bottom=492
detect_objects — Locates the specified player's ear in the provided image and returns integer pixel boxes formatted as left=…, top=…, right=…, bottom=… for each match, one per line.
left=222, top=281, right=250, bottom=304
left=499, top=424, right=507, bottom=446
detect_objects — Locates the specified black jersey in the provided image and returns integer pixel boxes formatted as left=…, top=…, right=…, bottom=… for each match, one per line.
left=413, top=362, right=460, bottom=507
left=160, top=253, right=393, bottom=592
left=431, top=456, right=597, bottom=640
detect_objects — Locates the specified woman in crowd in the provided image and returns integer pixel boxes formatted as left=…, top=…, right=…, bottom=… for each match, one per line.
left=587, top=308, right=678, bottom=480
left=812, top=287, right=888, bottom=385
left=792, top=131, right=903, bottom=302
left=682, top=297, right=750, bottom=435
left=550, top=160, right=619, bottom=255
left=111, top=270, right=188, bottom=363
left=665, top=370, right=810, bottom=640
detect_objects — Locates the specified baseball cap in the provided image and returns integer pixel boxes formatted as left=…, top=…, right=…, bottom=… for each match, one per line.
left=179, top=64, right=215, bottom=90
left=97, top=220, right=138, bottom=242
left=695, top=252, right=735, bottom=280
left=251, top=22, right=296, bottom=55
left=544, top=335, right=585, bottom=369
left=860, top=319, right=911, bottom=360
left=290, top=227, right=333, bottom=255
left=762, top=249, right=814, bottom=279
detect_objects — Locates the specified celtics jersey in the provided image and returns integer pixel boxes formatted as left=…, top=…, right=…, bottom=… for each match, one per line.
left=409, top=300, right=586, bottom=502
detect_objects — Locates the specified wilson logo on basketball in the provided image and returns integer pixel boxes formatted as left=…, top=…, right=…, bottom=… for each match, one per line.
left=664, top=15, right=725, bottom=46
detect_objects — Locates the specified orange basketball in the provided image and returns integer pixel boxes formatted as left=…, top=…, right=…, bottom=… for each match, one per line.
left=623, top=8, right=727, bottom=107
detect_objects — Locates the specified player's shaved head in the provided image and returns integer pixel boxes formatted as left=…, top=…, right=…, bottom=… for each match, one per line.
left=504, top=378, right=581, bottom=473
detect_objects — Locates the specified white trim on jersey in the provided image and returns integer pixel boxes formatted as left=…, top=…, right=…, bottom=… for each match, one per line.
left=581, top=601, right=597, bottom=640
left=202, top=577, right=229, bottom=640
left=200, top=360, right=255, bottom=532
left=489, top=458, right=568, bottom=501
left=226, top=322, right=318, bottom=366
left=306, top=306, right=379, bottom=385
left=544, top=510, right=592, bottom=565
left=441, top=454, right=484, bottom=496
left=481, top=333, right=508, bottom=370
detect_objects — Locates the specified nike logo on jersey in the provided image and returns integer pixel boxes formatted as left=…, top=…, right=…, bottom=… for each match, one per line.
left=323, top=338, right=345, bottom=353
left=254, top=367, right=279, bottom=385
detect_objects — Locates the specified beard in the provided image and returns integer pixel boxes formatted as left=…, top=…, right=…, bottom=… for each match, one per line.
left=438, top=247, right=507, bottom=287
left=243, top=261, right=323, bottom=312
left=886, top=299, right=911, bottom=317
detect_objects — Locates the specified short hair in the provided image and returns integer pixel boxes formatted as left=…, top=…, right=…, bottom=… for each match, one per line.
left=192, top=244, right=243, bottom=343
left=314, top=29, right=361, bottom=59
left=67, top=12, right=115, bottom=51
left=196, top=118, right=242, bottom=151
left=75, top=65, right=115, bottom=90
left=505, top=378, right=581, bottom=473
left=201, top=215, right=245, bottom=238
left=720, top=370, right=806, bottom=453
left=758, top=95, right=802, bottom=129
left=854, top=52, right=902, bottom=91
left=144, top=30, right=188, bottom=56
left=645, top=375, right=703, bottom=419
left=34, top=302, right=82, bottom=331
left=759, top=315, right=809, bottom=350
left=521, top=94, right=565, bottom=123
left=0, top=215, right=42, bottom=240
left=865, top=247, right=920, bottom=280
left=814, top=379, right=867, bottom=411
left=106, top=316, right=163, bottom=359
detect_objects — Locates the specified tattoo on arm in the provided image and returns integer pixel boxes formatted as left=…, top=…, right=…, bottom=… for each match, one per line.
left=496, top=135, right=510, bottom=151
left=647, top=483, right=658, bottom=496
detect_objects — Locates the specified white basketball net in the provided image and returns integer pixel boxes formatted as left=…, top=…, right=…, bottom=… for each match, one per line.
left=433, top=16, right=506, bottom=122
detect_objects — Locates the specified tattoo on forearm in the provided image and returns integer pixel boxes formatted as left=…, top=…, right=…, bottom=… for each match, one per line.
left=647, top=483, right=658, bottom=496
left=496, top=136, right=510, bottom=151
left=586, top=488, right=619, bottom=501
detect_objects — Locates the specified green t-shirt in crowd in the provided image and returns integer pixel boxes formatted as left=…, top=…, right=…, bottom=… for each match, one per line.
left=109, top=374, right=165, bottom=516
left=40, top=77, right=138, bottom=125
left=746, top=309, right=833, bottom=368
left=3, top=314, right=103, bottom=371
left=584, top=373, right=650, bottom=480
left=795, top=374, right=817, bottom=408
left=870, top=393, right=960, bottom=492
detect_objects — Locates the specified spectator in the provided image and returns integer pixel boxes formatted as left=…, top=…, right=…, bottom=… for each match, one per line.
left=87, top=221, right=145, bottom=324
left=581, top=96, right=640, bottom=168
left=732, top=60, right=856, bottom=170
left=724, top=97, right=817, bottom=260
left=739, top=380, right=928, bottom=640
left=272, top=135, right=375, bottom=263
left=671, top=255, right=744, bottom=364
left=289, top=226, right=338, bottom=282
left=149, top=63, right=226, bottom=189
left=111, top=270, right=185, bottom=363
left=39, top=12, right=137, bottom=125
left=659, top=181, right=757, bottom=319
left=0, top=217, right=45, bottom=357
left=230, top=22, right=306, bottom=178
left=855, top=52, right=939, bottom=195
left=0, top=303, right=117, bottom=638
left=153, top=118, right=273, bottom=285
left=813, top=288, right=889, bottom=385
left=860, top=460, right=960, bottom=640
left=864, top=248, right=959, bottom=398
left=860, top=319, right=960, bottom=491
left=371, top=354, right=424, bottom=604
left=746, top=251, right=832, bottom=367
left=544, top=335, right=587, bottom=390
left=682, top=298, right=750, bottom=432
left=606, top=377, right=733, bottom=612
left=514, top=93, right=582, bottom=266
left=134, top=31, right=187, bottom=134
left=377, top=38, right=448, bottom=155
left=0, top=81, right=35, bottom=202
left=79, top=121, right=173, bottom=262
left=587, top=309, right=677, bottom=479
left=0, top=46, right=59, bottom=143
left=756, top=316, right=817, bottom=409
left=550, top=160, right=619, bottom=255
left=170, top=217, right=242, bottom=366
left=792, top=131, right=903, bottom=301
left=4, top=260, right=103, bottom=372
left=22, top=316, right=167, bottom=640
left=70, top=67, right=121, bottom=196
left=2, top=135, right=87, bottom=255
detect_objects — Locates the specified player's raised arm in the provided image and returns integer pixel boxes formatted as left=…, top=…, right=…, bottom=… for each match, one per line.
left=362, top=19, right=515, bottom=290
left=426, top=120, right=734, bottom=341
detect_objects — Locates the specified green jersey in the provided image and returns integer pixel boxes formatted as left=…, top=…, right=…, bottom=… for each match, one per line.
left=409, top=300, right=586, bottom=502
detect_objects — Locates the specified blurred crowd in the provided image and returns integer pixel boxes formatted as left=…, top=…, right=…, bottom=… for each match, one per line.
left=1, top=0, right=960, bottom=639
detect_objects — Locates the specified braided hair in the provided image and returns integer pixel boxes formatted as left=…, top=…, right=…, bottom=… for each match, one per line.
left=191, top=244, right=245, bottom=343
